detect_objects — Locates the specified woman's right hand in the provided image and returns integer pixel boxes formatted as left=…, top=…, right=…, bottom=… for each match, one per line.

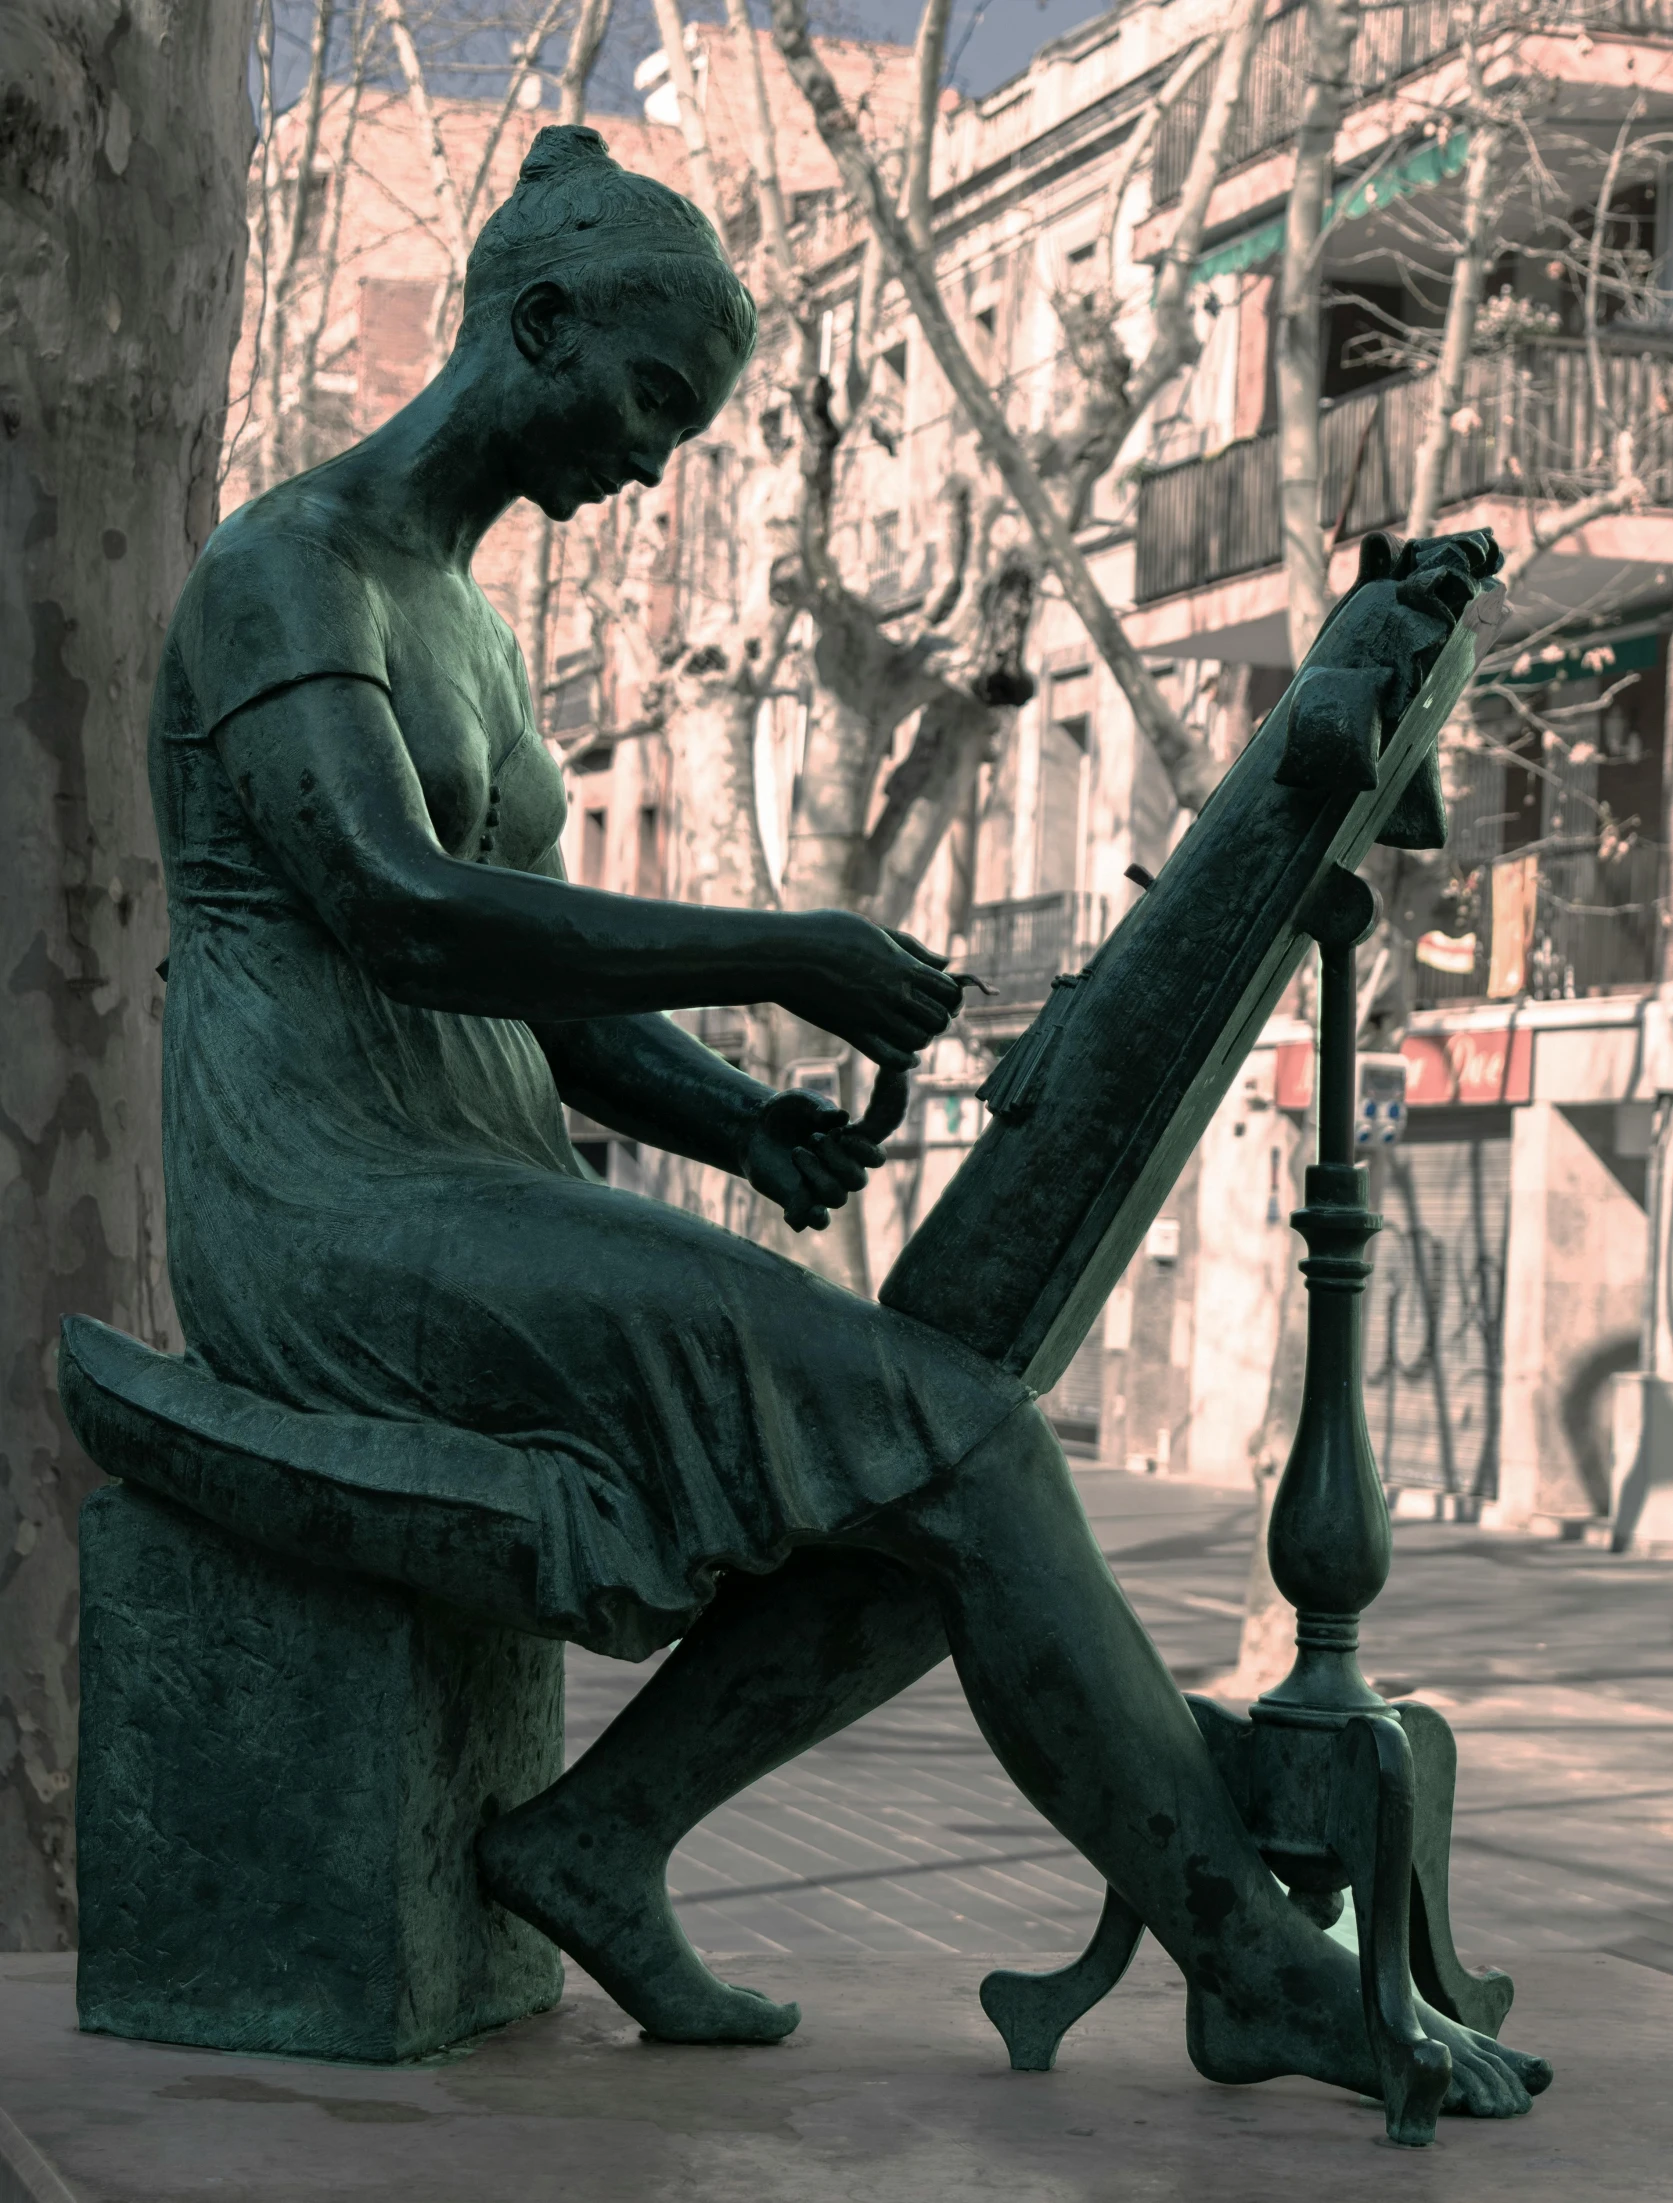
left=775, top=911, right=965, bottom=1070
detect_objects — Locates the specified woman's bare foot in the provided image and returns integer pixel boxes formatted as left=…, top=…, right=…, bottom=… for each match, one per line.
left=1184, top=1927, right=1551, bottom=2118
left=477, top=1795, right=800, bottom=2045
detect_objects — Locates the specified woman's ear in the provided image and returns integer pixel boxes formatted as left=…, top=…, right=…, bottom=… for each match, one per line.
left=511, top=281, right=574, bottom=366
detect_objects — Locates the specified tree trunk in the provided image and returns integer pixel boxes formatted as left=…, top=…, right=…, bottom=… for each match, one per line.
left=1275, top=0, right=1359, bottom=665
left=0, top=0, right=258, bottom=1947
left=1213, top=967, right=1317, bottom=1701
left=1404, top=120, right=1504, bottom=539
left=773, top=685, right=887, bottom=1291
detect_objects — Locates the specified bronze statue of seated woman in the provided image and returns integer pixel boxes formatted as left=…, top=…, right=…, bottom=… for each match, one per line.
left=66, top=124, right=1547, bottom=2130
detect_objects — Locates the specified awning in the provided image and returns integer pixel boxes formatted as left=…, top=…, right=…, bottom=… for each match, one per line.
left=1191, top=131, right=1474, bottom=287
left=1500, top=631, right=1660, bottom=686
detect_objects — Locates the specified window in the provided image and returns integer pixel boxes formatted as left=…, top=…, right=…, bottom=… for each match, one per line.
left=871, top=510, right=902, bottom=597
left=582, top=807, right=607, bottom=888
left=547, top=658, right=597, bottom=736
left=1323, top=283, right=1414, bottom=401
left=635, top=805, right=663, bottom=898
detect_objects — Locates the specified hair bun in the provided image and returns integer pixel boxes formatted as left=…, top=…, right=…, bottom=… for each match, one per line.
left=519, top=125, right=613, bottom=184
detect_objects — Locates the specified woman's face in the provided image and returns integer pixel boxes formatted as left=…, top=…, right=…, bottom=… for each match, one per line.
left=511, top=282, right=748, bottom=521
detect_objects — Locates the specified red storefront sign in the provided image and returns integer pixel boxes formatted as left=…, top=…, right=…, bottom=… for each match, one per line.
left=1273, top=1019, right=1531, bottom=1111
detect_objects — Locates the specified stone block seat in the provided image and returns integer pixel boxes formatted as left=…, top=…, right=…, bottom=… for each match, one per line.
left=58, top=1315, right=571, bottom=2063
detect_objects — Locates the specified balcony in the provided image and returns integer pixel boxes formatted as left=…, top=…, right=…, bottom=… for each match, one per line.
left=962, top=891, right=1111, bottom=1026
left=1410, top=837, right=1667, bottom=1009
left=1153, top=0, right=1673, bottom=207
left=1134, top=338, right=1673, bottom=605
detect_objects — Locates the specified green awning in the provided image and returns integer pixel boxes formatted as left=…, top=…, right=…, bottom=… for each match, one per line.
left=1500, top=631, right=1660, bottom=687
left=1191, top=130, right=1473, bottom=287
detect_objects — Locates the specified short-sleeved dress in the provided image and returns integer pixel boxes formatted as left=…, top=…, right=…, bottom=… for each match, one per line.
left=151, top=480, right=1028, bottom=1658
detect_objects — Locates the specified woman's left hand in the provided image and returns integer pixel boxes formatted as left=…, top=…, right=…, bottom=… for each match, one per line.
left=742, top=1090, right=887, bottom=1233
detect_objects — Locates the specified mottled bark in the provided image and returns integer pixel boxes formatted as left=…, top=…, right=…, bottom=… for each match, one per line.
left=0, top=0, right=259, bottom=1946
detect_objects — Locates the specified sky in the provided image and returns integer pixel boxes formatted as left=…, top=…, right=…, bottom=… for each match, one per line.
left=585, top=4, right=1118, bottom=109
left=268, top=2, right=1120, bottom=119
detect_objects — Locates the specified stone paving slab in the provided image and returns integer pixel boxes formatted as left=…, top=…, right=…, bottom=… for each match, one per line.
left=1, top=1947, right=1666, bottom=2202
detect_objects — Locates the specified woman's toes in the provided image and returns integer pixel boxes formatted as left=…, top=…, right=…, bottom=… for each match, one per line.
left=1445, top=2045, right=1530, bottom=2118
left=1506, top=2047, right=1554, bottom=2098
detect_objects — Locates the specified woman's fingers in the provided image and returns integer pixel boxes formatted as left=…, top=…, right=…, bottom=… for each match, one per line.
left=807, top=1131, right=869, bottom=1193
left=791, top=1146, right=851, bottom=1210
left=874, top=1000, right=947, bottom=1051
left=888, top=928, right=951, bottom=971
left=828, top=1129, right=887, bottom=1171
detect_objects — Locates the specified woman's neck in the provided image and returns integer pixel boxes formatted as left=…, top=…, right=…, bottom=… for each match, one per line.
left=329, top=348, right=517, bottom=571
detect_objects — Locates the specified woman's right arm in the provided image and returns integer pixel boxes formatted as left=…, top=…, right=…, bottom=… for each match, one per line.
left=215, top=676, right=959, bottom=1067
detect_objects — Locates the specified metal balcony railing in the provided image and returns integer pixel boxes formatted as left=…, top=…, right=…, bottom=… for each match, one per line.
left=1410, top=841, right=1668, bottom=1007
left=963, top=891, right=1111, bottom=1016
left=1133, top=338, right=1673, bottom=604
left=1153, top=0, right=1673, bottom=207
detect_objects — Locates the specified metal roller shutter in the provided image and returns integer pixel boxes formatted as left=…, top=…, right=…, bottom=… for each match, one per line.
left=1362, top=1108, right=1511, bottom=1499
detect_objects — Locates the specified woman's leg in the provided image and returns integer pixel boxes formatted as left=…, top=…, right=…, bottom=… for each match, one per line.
left=869, top=1406, right=1549, bottom=2116
left=479, top=1546, right=947, bottom=2041
left=485, top=1406, right=1548, bottom=2110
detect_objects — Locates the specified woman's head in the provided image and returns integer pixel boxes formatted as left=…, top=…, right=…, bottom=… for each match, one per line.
left=463, top=125, right=758, bottom=518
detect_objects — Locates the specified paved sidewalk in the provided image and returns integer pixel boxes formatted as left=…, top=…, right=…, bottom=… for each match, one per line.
left=6, top=1470, right=1670, bottom=2201
left=559, top=1469, right=1673, bottom=1978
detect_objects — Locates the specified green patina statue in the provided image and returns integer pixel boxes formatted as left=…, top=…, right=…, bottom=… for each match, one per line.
left=66, top=125, right=1549, bottom=2133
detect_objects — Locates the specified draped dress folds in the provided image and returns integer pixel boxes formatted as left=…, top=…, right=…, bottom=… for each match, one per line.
left=149, top=488, right=1029, bottom=1659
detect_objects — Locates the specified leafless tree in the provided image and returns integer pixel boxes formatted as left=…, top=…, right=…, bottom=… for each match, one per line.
left=771, top=0, right=1269, bottom=817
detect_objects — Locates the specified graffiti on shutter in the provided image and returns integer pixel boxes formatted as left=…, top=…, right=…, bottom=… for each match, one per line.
left=1363, top=1113, right=1511, bottom=1498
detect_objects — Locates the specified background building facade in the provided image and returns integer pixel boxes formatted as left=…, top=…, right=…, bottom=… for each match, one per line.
left=230, top=0, right=1673, bottom=1539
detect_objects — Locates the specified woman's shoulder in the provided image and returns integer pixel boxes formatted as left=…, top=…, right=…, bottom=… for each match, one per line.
left=166, top=480, right=397, bottom=740
left=192, top=477, right=383, bottom=604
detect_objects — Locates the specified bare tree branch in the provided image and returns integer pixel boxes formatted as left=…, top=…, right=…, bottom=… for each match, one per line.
left=725, top=0, right=795, bottom=288
left=381, top=0, right=470, bottom=287
left=769, top=0, right=1252, bottom=811
left=650, top=0, right=726, bottom=234
left=461, top=0, right=572, bottom=235
left=1099, top=36, right=1217, bottom=290
left=1585, top=98, right=1643, bottom=421
left=905, top=0, right=953, bottom=252
left=292, top=2, right=378, bottom=468
left=1404, top=18, right=1510, bottom=539
left=859, top=690, right=992, bottom=923
left=1499, top=473, right=1646, bottom=594
left=253, top=0, right=336, bottom=490
left=524, top=0, right=616, bottom=721
left=1120, top=0, right=1264, bottom=434
left=1276, top=0, right=1360, bottom=663
left=558, top=0, right=615, bottom=125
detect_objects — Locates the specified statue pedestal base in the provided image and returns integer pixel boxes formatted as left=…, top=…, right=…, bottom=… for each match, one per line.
left=76, top=1484, right=566, bottom=2061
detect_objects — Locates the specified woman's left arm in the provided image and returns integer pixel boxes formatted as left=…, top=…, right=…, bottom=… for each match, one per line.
left=538, top=1014, right=884, bottom=1232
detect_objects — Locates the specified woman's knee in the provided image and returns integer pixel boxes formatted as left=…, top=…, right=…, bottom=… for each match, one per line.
left=876, top=1403, right=1081, bottom=1569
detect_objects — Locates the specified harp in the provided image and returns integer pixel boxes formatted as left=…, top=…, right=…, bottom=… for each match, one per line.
left=882, top=528, right=1504, bottom=1389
